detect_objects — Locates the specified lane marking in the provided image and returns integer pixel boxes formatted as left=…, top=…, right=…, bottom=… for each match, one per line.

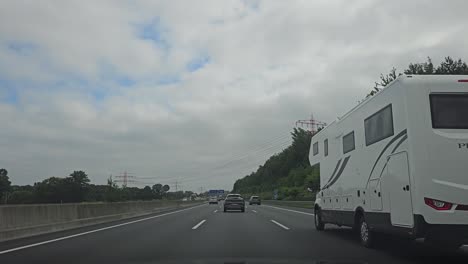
left=252, top=210, right=257, bottom=213
left=0, top=204, right=206, bottom=255
left=270, top=220, right=290, bottom=230
left=192, top=219, right=206, bottom=230
left=263, top=205, right=314, bottom=216
left=213, top=210, right=218, bottom=213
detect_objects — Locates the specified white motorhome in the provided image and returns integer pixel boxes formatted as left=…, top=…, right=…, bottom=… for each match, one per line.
left=309, top=75, right=468, bottom=248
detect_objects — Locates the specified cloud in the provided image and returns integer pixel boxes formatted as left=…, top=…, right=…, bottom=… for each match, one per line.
left=187, top=54, right=210, bottom=72
left=1, top=0, right=468, bottom=191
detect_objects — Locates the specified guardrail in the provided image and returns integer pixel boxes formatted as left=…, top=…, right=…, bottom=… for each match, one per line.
left=0, top=200, right=203, bottom=242
left=263, top=200, right=315, bottom=209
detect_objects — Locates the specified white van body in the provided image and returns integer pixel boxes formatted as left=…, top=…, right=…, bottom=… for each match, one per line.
left=309, top=75, right=468, bottom=245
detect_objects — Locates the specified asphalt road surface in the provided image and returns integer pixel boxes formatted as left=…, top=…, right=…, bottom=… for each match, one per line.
left=0, top=202, right=467, bottom=264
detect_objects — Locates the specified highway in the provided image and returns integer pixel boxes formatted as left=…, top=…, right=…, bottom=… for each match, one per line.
left=0, top=202, right=467, bottom=264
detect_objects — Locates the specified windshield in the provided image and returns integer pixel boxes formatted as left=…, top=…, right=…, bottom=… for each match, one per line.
left=1, top=1, right=467, bottom=263
left=430, top=94, right=468, bottom=129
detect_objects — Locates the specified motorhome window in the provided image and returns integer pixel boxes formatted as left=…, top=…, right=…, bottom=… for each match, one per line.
left=324, top=139, right=328, bottom=156
left=364, top=104, right=394, bottom=146
left=430, top=94, right=468, bottom=129
left=342, top=131, right=355, bottom=154
left=313, top=142, right=319, bottom=156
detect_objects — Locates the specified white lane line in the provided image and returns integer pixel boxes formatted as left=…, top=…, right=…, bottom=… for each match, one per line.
left=270, top=220, right=290, bottom=230
left=213, top=210, right=218, bottom=213
left=263, top=205, right=314, bottom=216
left=192, top=219, right=206, bottom=230
left=252, top=210, right=257, bottom=213
left=0, top=203, right=206, bottom=255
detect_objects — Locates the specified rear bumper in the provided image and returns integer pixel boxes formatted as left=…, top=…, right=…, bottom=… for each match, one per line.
left=224, top=204, right=245, bottom=210
left=414, top=215, right=468, bottom=243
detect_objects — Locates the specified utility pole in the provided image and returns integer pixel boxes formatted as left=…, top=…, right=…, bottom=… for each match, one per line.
left=295, top=113, right=326, bottom=134
left=174, top=180, right=179, bottom=192
left=114, top=171, right=137, bottom=187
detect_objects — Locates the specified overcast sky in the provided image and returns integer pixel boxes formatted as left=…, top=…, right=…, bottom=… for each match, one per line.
left=1, top=0, right=467, bottom=191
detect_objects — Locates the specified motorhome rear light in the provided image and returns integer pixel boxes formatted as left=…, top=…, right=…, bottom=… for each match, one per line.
left=458, top=79, right=468, bottom=82
left=424, top=198, right=453, bottom=210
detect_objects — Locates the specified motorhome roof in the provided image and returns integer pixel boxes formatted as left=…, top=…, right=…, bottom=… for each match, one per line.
left=312, top=75, right=468, bottom=138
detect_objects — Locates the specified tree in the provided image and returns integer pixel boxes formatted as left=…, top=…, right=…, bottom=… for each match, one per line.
left=162, top=184, right=170, bottom=193
left=152, top=183, right=162, bottom=193
left=140, top=186, right=153, bottom=200
left=67, top=170, right=90, bottom=202
left=232, top=128, right=316, bottom=200
left=69, top=171, right=90, bottom=187
left=368, top=68, right=401, bottom=97
left=0, top=168, right=11, bottom=203
left=8, top=190, right=35, bottom=204
left=105, top=176, right=121, bottom=202
left=152, top=183, right=163, bottom=199
left=369, top=57, right=468, bottom=96
left=435, top=56, right=468, bottom=74
left=34, top=177, right=68, bottom=203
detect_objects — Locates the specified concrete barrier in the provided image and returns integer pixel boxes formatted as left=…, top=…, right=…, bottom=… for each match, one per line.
left=0, top=200, right=203, bottom=242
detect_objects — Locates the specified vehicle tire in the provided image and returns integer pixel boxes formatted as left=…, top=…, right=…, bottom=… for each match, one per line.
left=241, top=208, right=245, bottom=212
left=358, top=215, right=374, bottom=248
left=314, top=208, right=325, bottom=231
left=224, top=208, right=227, bottom=212
left=249, top=203, right=252, bottom=205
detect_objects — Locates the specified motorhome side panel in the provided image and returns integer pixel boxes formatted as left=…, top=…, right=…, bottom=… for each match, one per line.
left=312, top=79, right=411, bottom=229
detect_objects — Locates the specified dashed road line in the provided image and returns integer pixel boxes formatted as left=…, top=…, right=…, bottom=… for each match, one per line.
left=252, top=210, right=257, bottom=213
left=270, top=220, right=290, bottom=230
left=192, top=219, right=207, bottom=230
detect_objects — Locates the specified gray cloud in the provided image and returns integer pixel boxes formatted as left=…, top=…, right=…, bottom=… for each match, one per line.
left=1, top=0, right=468, bottom=191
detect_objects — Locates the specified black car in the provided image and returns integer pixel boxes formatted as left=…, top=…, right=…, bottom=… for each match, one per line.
left=249, top=196, right=261, bottom=205
left=223, top=194, right=245, bottom=212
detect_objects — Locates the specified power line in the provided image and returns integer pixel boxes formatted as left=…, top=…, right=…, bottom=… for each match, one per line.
left=181, top=141, right=292, bottom=183
left=114, top=171, right=136, bottom=187
left=109, top=130, right=295, bottom=189
left=174, top=138, right=292, bottom=182
left=169, top=131, right=292, bottom=176
left=127, top=135, right=292, bottom=186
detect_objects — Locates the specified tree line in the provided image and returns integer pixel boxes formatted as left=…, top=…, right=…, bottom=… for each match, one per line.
left=0, top=169, right=193, bottom=204
left=368, top=56, right=468, bottom=97
left=233, top=56, right=467, bottom=201
left=232, top=128, right=319, bottom=200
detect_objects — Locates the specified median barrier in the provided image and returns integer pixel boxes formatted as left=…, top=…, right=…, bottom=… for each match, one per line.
left=0, top=200, right=203, bottom=242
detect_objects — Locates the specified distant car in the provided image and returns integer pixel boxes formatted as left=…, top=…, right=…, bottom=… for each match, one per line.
left=249, top=196, right=261, bottom=205
left=208, top=196, right=218, bottom=204
left=224, top=194, right=245, bottom=212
